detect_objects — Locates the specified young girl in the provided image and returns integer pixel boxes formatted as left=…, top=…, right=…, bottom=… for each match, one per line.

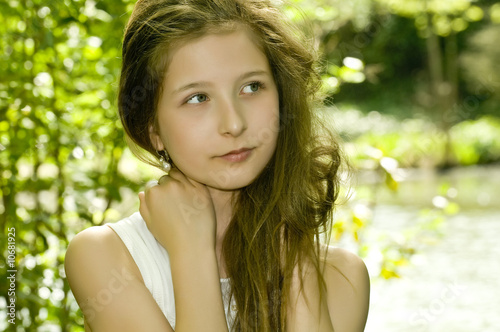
left=65, top=0, right=370, bottom=331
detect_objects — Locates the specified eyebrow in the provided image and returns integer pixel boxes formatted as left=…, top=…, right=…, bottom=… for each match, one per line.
left=172, top=70, right=270, bottom=95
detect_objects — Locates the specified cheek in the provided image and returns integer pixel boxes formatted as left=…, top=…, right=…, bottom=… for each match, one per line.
left=255, top=115, right=279, bottom=148
left=158, top=115, right=216, bottom=178
left=254, top=97, right=280, bottom=143
left=267, top=90, right=281, bottom=130
left=159, top=117, right=201, bottom=158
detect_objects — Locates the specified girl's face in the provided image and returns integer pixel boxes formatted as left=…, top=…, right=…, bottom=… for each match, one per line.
left=152, top=29, right=280, bottom=191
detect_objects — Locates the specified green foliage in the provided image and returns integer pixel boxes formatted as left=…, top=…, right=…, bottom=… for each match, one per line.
left=374, top=0, right=484, bottom=37
left=1, top=0, right=498, bottom=330
left=0, top=1, right=144, bottom=330
left=291, top=0, right=499, bottom=125
left=327, top=109, right=467, bottom=279
left=460, top=24, right=500, bottom=107
left=450, top=116, right=500, bottom=165
left=327, top=108, right=500, bottom=168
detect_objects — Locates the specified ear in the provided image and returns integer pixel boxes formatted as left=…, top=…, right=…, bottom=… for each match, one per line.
left=149, top=124, right=165, bottom=151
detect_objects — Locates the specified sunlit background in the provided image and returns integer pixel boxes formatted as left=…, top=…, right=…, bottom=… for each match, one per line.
left=1, top=0, right=499, bottom=331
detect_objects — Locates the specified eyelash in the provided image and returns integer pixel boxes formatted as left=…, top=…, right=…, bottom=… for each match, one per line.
left=185, top=93, right=208, bottom=105
left=241, top=81, right=265, bottom=95
left=183, top=81, right=265, bottom=105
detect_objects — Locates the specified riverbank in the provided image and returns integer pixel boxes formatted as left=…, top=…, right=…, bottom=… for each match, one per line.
left=362, top=165, right=500, bottom=331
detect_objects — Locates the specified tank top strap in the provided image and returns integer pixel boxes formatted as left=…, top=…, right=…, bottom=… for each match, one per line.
left=107, top=212, right=237, bottom=329
left=106, top=212, right=177, bottom=328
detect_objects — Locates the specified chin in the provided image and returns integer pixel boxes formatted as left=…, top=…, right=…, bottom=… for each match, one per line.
left=204, top=169, right=262, bottom=191
left=206, top=176, right=256, bottom=191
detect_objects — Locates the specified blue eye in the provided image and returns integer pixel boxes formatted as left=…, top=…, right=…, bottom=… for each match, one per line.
left=186, top=94, right=208, bottom=104
left=241, top=82, right=262, bottom=94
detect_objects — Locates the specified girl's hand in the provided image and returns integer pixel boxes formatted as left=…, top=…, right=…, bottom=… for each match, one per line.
left=138, top=169, right=217, bottom=256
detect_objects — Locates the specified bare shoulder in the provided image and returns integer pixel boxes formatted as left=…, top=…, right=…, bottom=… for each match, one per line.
left=66, top=225, right=119, bottom=256
left=64, top=225, right=140, bottom=317
left=65, top=225, right=138, bottom=283
left=65, top=225, right=172, bottom=331
left=322, top=246, right=369, bottom=285
left=65, top=226, right=116, bottom=281
left=322, top=246, right=370, bottom=332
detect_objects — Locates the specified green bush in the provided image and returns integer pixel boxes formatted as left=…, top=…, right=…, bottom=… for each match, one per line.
left=451, top=116, right=500, bottom=165
left=2, top=1, right=495, bottom=330
left=0, top=1, right=143, bottom=330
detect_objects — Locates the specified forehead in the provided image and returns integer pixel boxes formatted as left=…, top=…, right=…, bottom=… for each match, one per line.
left=162, top=28, right=270, bottom=85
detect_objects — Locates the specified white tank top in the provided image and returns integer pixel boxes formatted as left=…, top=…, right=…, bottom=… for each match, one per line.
left=106, top=212, right=236, bottom=330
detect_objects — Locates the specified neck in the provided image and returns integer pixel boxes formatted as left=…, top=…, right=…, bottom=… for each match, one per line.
left=208, top=187, right=235, bottom=232
left=207, top=187, right=237, bottom=278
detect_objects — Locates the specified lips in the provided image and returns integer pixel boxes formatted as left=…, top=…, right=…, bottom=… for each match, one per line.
left=219, top=147, right=254, bottom=162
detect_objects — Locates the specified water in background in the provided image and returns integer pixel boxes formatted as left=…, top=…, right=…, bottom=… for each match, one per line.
left=364, top=166, right=500, bottom=331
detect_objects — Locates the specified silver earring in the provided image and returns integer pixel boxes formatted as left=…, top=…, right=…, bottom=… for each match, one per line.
left=159, top=150, right=171, bottom=173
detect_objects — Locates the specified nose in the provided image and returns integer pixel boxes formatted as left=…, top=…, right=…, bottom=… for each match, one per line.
left=217, top=97, right=247, bottom=137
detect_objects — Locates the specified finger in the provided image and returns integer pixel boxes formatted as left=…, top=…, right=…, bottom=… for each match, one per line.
left=166, top=167, right=203, bottom=189
left=144, top=180, right=158, bottom=192
left=162, top=169, right=192, bottom=188
left=160, top=168, right=204, bottom=192
left=158, top=175, right=170, bottom=185
left=165, top=168, right=185, bottom=182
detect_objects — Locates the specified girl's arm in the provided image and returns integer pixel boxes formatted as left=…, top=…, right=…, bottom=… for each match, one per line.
left=138, top=169, right=229, bottom=332
left=286, top=247, right=370, bottom=332
left=324, top=247, right=370, bottom=331
left=65, top=222, right=228, bottom=331
left=65, top=226, right=175, bottom=332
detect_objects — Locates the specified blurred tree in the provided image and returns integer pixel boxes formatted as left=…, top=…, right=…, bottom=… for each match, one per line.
left=286, top=0, right=378, bottom=95
left=373, top=0, right=488, bottom=167
left=460, top=24, right=500, bottom=113
left=0, top=0, right=141, bottom=330
left=290, top=0, right=497, bottom=167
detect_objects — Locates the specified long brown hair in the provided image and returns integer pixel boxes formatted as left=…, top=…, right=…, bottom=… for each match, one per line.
left=118, top=0, right=343, bottom=330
